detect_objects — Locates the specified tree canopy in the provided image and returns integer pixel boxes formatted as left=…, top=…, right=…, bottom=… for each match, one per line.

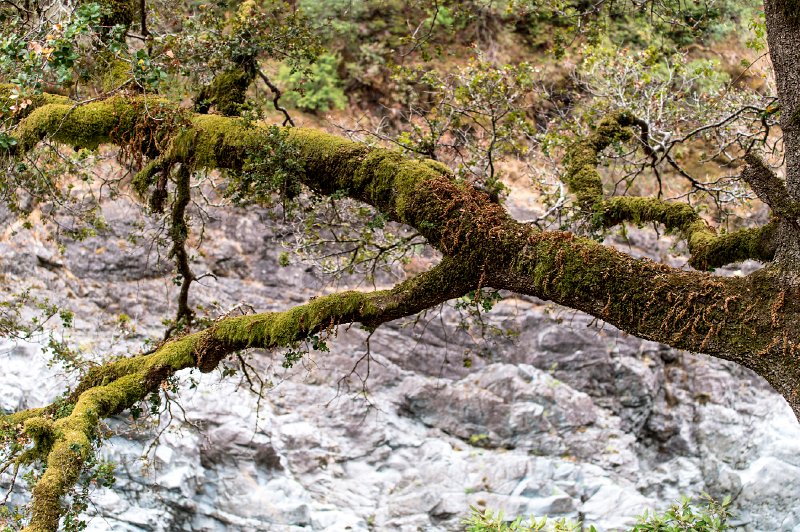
left=0, top=0, right=798, bottom=530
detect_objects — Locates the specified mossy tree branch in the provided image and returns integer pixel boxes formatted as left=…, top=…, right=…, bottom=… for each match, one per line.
left=741, top=153, right=800, bottom=219
left=194, top=66, right=256, bottom=117
left=97, top=0, right=136, bottom=29
left=562, top=112, right=779, bottom=270
left=6, top=92, right=800, bottom=530
left=2, top=257, right=478, bottom=532
left=166, top=164, right=196, bottom=331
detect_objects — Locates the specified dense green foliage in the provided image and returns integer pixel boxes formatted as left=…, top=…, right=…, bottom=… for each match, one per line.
left=277, top=53, right=347, bottom=112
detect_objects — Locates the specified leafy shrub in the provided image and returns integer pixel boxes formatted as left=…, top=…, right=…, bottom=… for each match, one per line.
left=632, top=495, right=731, bottom=531
left=277, top=53, right=347, bottom=113
left=464, top=495, right=731, bottom=532
left=464, top=507, right=590, bottom=532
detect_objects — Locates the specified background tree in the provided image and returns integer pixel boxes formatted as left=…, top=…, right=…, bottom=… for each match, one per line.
left=0, top=0, right=796, bottom=530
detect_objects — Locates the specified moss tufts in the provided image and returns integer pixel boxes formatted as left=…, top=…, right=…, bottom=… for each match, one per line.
left=99, top=58, right=132, bottom=92
left=131, top=159, right=164, bottom=198
left=195, top=68, right=256, bottom=117
left=689, top=222, right=778, bottom=270
left=15, top=98, right=139, bottom=151
left=595, top=197, right=777, bottom=270
left=182, top=114, right=262, bottom=168
left=24, top=341, right=199, bottom=532
left=598, top=197, right=703, bottom=234
left=212, top=291, right=370, bottom=350
left=562, top=112, right=777, bottom=271
left=22, top=417, right=56, bottom=458
left=98, top=0, right=136, bottom=27
left=563, top=111, right=634, bottom=210
left=13, top=97, right=455, bottom=238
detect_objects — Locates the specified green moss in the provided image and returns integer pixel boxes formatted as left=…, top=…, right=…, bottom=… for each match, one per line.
left=26, top=370, right=150, bottom=532
left=183, top=119, right=451, bottom=228
left=16, top=98, right=138, bottom=151
left=22, top=417, right=56, bottom=458
left=12, top=253, right=468, bottom=531
left=424, top=159, right=452, bottom=175
left=350, top=149, right=440, bottom=220
left=518, top=232, right=612, bottom=300
left=195, top=68, right=255, bottom=117
left=98, top=0, right=136, bottom=27
left=182, top=114, right=262, bottom=168
left=595, top=196, right=778, bottom=270
left=562, top=112, right=634, bottom=211
left=99, top=59, right=132, bottom=92
left=12, top=94, right=775, bottom=276
left=131, top=159, right=164, bottom=198
left=567, top=113, right=780, bottom=273
left=513, top=229, right=716, bottom=349
left=598, top=197, right=702, bottom=234
left=22, top=333, right=204, bottom=531
left=148, top=336, right=198, bottom=369
left=1, top=407, right=45, bottom=428
left=13, top=96, right=452, bottom=236
left=590, top=111, right=635, bottom=148
left=13, top=96, right=187, bottom=164
left=689, top=222, right=778, bottom=270
left=284, top=127, right=449, bottom=223
left=15, top=259, right=475, bottom=529
left=506, top=228, right=795, bottom=408
left=564, top=159, right=603, bottom=210
left=66, top=335, right=196, bottom=405
left=213, top=291, right=370, bottom=349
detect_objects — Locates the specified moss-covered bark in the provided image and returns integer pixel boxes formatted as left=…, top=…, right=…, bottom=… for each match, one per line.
left=167, top=165, right=195, bottom=329
left=563, top=113, right=778, bottom=270
left=14, top=97, right=143, bottom=152
left=502, top=231, right=800, bottom=407
left=194, top=67, right=256, bottom=117
left=562, top=111, right=635, bottom=210
left=97, top=0, right=137, bottom=29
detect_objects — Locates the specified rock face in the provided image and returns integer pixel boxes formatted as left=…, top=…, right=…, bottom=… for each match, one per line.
left=1, top=198, right=799, bottom=531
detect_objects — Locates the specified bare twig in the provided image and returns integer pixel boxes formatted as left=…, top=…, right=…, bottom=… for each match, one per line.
left=257, top=69, right=295, bottom=127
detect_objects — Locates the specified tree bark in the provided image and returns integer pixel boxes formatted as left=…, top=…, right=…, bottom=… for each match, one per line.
left=764, top=0, right=800, bottom=264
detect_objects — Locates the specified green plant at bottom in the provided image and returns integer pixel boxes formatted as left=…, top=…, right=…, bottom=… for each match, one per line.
left=632, top=494, right=731, bottom=531
left=464, top=494, right=731, bottom=532
left=464, top=506, right=590, bottom=532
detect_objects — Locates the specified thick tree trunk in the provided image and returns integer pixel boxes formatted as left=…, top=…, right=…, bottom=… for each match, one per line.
left=764, top=1, right=800, bottom=264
